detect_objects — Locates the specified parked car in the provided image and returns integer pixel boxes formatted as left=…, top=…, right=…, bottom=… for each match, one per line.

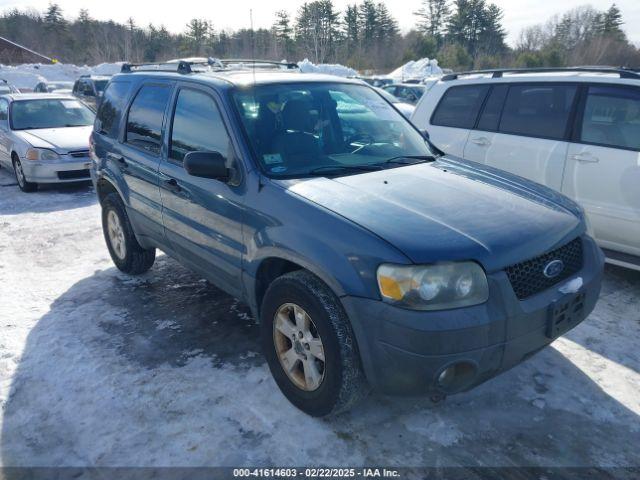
left=411, top=67, right=640, bottom=271
left=382, top=83, right=426, bottom=105
left=72, top=75, right=110, bottom=111
left=0, top=79, right=20, bottom=95
left=375, top=87, right=415, bottom=118
left=34, top=81, right=74, bottom=94
left=0, top=93, right=95, bottom=192
left=91, top=61, right=604, bottom=417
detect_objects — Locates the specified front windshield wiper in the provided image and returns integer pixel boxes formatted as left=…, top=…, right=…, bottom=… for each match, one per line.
left=383, top=155, right=437, bottom=166
left=308, top=164, right=383, bottom=177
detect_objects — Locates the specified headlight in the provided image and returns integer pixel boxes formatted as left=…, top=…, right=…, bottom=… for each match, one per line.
left=25, top=148, right=60, bottom=161
left=377, top=262, right=489, bottom=311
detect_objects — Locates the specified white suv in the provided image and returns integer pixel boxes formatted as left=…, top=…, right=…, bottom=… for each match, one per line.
left=412, top=67, right=640, bottom=270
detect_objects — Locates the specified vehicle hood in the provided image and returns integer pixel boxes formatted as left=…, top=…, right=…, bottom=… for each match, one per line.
left=283, top=156, right=584, bottom=272
left=15, top=126, right=92, bottom=152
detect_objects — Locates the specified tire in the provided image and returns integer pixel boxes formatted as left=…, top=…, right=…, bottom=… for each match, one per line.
left=261, top=270, right=369, bottom=417
left=12, top=156, right=37, bottom=193
left=101, top=192, right=155, bottom=275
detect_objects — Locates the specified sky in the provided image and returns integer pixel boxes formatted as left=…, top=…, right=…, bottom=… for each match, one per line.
left=1, top=0, right=639, bottom=46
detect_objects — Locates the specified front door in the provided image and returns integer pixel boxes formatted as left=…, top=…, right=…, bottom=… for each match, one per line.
left=563, top=84, right=640, bottom=256
left=159, top=84, right=245, bottom=297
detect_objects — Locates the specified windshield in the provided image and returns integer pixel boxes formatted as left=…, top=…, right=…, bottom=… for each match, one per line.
left=11, top=99, right=95, bottom=130
left=94, top=80, right=108, bottom=93
left=376, top=88, right=400, bottom=104
left=47, top=82, right=73, bottom=91
left=232, top=82, right=433, bottom=178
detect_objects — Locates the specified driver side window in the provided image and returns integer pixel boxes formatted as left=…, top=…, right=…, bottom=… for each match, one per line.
left=170, top=89, right=231, bottom=163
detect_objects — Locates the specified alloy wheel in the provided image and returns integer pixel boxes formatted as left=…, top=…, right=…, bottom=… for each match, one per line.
left=273, top=303, right=326, bottom=392
left=107, top=210, right=127, bottom=260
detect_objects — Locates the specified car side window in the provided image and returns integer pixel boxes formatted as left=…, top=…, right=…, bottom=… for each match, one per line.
left=125, top=84, right=172, bottom=155
left=431, top=85, right=490, bottom=129
left=169, top=88, right=232, bottom=163
left=579, top=86, right=640, bottom=151
left=476, top=85, right=508, bottom=131
left=499, top=84, right=577, bottom=140
left=0, top=99, right=8, bottom=121
left=96, top=81, right=131, bottom=139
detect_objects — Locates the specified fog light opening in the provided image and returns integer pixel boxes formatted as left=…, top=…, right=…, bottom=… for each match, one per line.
left=436, top=361, right=477, bottom=393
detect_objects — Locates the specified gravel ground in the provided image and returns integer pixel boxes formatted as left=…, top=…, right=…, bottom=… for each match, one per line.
left=0, top=168, right=639, bottom=468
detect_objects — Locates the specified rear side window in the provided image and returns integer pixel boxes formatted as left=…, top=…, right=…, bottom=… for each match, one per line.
left=96, top=81, right=131, bottom=139
left=125, top=84, right=172, bottom=155
left=580, top=86, right=640, bottom=151
left=431, top=85, right=489, bottom=129
left=499, top=85, right=577, bottom=140
left=476, top=85, right=508, bottom=131
left=169, top=89, right=231, bottom=162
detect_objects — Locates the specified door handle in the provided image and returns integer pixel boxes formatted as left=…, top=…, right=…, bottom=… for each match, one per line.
left=163, top=178, right=182, bottom=193
left=570, top=152, right=599, bottom=163
left=470, top=137, right=491, bottom=146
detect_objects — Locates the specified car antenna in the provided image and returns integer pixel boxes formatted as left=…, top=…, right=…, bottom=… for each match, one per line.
left=249, top=9, right=264, bottom=191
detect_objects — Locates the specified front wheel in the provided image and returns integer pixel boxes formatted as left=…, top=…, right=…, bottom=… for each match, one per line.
left=101, top=193, right=155, bottom=275
left=13, top=157, right=37, bottom=192
left=261, top=270, right=369, bottom=416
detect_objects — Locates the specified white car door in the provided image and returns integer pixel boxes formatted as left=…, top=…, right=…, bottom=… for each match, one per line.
left=563, top=84, right=640, bottom=258
left=0, top=99, right=11, bottom=167
left=464, top=83, right=576, bottom=191
left=415, top=83, right=489, bottom=157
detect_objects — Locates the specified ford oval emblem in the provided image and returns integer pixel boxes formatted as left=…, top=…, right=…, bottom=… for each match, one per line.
left=543, top=259, right=565, bottom=279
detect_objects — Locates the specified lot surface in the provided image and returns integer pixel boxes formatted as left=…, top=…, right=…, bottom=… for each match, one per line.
left=0, top=168, right=639, bottom=468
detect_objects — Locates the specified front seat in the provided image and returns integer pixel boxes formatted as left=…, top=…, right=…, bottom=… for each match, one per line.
left=272, top=99, right=321, bottom=166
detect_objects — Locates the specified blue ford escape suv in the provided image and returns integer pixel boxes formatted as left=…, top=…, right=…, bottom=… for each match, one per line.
left=90, top=60, right=604, bottom=416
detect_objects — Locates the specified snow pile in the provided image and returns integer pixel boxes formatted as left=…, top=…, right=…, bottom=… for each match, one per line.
left=388, top=58, right=443, bottom=82
left=297, top=58, right=357, bottom=78
left=0, top=62, right=123, bottom=90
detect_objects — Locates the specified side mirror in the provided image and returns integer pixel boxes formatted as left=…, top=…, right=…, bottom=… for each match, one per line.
left=184, top=151, right=230, bottom=181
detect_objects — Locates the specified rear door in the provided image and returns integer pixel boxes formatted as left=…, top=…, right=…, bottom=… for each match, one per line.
left=465, top=83, right=577, bottom=191
left=117, top=81, right=173, bottom=241
left=427, top=84, right=489, bottom=157
left=563, top=84, right=640, bottom=256
left=159, top=83, right=245, bottom=297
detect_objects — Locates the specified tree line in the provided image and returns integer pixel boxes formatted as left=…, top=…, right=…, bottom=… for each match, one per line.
left=0, top=1, right=637, bottom=72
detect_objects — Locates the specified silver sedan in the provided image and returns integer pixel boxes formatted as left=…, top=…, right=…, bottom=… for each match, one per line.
left=0, top=93, right=95, bottom=192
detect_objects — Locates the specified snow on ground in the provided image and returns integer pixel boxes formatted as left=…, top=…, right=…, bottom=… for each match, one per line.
left=0, top=168, right=639, bottom=468
left=0, top=62, right=123, bottom=90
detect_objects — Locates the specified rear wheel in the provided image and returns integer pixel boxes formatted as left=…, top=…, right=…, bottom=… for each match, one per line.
left=101, top=193, right=155, bottom=274
left=261, top=270, right=369, bottom=416
left=12, top=156, right=37, bottom=192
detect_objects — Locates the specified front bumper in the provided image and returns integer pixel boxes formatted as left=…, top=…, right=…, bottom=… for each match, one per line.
left=21, top=157, right=92, bottom=184
left=341, top=236, right=605, bottom=396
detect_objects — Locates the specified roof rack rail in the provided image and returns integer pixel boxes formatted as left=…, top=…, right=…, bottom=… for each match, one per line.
left=219, top=59, right=299, bottom=70
left=441, top=66, right=640, bottom=81
left=120, top=58, right=299, bottom=75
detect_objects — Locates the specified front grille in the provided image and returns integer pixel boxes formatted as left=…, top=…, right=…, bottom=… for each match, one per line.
left=69, top=150, right=90, bottom=158
left=505, top=238, right=584, bottom=300
left=57, top=169, right=90, bottom=180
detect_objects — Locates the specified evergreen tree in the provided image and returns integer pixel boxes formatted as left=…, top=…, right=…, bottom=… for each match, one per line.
left=272, top=10, right=293, bottom=58
left=183, top=18, right=212, bottom=56
left=414, top=0, right=450, bottom=43
left=295, top=1, right=339, bottom=63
